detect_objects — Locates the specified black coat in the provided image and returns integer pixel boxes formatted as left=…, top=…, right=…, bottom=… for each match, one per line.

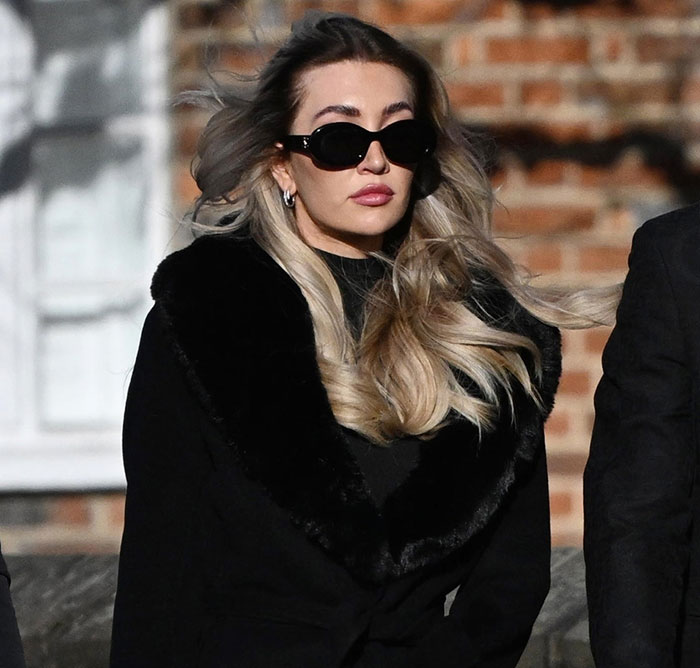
left=110, top=234, right=561, bottom=668
left=0, top=544, right=25, bottom=668
left=584, top=203, right=700, bottom=667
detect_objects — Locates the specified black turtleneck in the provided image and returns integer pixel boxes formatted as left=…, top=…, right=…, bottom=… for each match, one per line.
left=318, top=249, right=421, bottom=508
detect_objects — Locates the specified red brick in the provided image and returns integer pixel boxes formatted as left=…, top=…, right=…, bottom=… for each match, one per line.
left=637, top=35, right=700, bottom=62
left=51, top=496, right=90, bottom=526
left=104, top=493, right=126, bottom=528
left=286, top=0, right=361, bottom=21
left=515, top=122, right=591, bottom=143
left=177, top=168, right=202, bottom=203
left=521, top=2, right=557, bottom=19
left=480, top=0, right=511, bottom=19
left=579, top=80, right=676, bottom=105
left=521, top=80, right=563, bottom=106
left=601, top=207, right=637, bottom=236
left=578, top=164, right=609, bottom=187
left=176, top=123, right=201, bottom=157
left=550, top=491, right=573, bottom=516
left=489, top=166, right=508, bottom=189
left=493, top=206, right=596, bottom=234
left=525, top=243, right=563, bottom=272
left=603, top=34, right=625, bottom=62
left=615, top=161, right=667, bottom=187
left=178, top=3, right=247, bottom=30
left=216, top=44, right=275, bottom=74
left=558, top=370, right=591, bottom=395
left=547, top=124, right=592, bottom=142
left=544, top=408, right=569, bottom=436
left=547, top=452, right=588, bottom=475
left=174, top=41, right=201, bottom=72
left=682, top=78, right=700, bottom=103
left=446, top=82, right=504, bottom=107
left=584, top=328, right=612, bottom=355
left=552, top=530, right=582, bottom=548
left=450, top=36, right=475, bottom=66
left=402, top=38, right=443, bottom=67
left=362, top=0, right=466, bottom=25
left=178, top=5, right=213, bottom=30
left=579, top=160, right=667, bottom=188
left=487, top=36, right=589, bottom=64
left=631, top=0, right=692, bottom=17
left=578, top=246, right=631, bottom=272
left=526, top=160, right=567, bottom=185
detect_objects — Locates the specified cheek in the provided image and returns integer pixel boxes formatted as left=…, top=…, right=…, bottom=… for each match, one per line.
left=395, top=169, right=416, bottom=205
left=293, top=162, right=349, bottom=205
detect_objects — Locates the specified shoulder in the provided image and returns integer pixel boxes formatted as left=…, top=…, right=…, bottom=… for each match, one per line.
left=152, top=233, right=298, bottom=302
left=151, top=233, right=308, bottom=327
left=633, top=202, right=700, bottom=261
left=623, top=204, right=700, bottom=302
left=149, top=234, right=317, bottom=380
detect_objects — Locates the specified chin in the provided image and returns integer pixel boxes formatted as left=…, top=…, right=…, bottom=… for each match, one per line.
left=348, top=212, right=405, bottom=237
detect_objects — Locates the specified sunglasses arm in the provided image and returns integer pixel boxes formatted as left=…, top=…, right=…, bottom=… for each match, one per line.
left=281, top=135, right=311, bottom=153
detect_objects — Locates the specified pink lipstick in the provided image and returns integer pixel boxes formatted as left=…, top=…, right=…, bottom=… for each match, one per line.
left=350, top=184, right=394, bottom=206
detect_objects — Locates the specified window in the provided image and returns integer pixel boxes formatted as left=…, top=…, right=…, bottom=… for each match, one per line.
left=0, top=0, right=170, bottom=489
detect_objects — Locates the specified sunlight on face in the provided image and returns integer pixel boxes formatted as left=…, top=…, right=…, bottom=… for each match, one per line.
left=271, top=61, right=417, bottom=258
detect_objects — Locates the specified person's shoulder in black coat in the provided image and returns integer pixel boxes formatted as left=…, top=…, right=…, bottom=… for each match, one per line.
left=584, top=201, right=700, bottom=668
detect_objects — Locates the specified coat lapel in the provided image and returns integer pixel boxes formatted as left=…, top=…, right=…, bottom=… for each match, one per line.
left=151, top=234, right=561, bottom=584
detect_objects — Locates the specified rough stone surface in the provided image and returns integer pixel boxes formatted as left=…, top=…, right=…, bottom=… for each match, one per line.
left=518, top=548, right=593, bottom=667
left=6, top=555, right=117, bottom=668
left=5, top=549, right=590, bottom=667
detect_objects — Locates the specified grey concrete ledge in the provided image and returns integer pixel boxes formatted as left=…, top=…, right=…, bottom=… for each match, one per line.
left=6, top=555, right=117, bottom=668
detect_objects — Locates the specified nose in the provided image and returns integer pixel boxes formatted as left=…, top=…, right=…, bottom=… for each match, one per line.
left=357, top=140, right=389, bottom=174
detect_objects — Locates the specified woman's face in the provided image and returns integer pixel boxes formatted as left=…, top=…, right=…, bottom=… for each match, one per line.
left=272, top=60, right=417, bottom=258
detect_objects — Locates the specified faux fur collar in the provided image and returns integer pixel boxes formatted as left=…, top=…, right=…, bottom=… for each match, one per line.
left=151, top=234, right=561, bottom=584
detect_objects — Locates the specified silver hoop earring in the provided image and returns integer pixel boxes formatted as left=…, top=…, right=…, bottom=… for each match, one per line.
left=282, top=189, right=296, bottom=209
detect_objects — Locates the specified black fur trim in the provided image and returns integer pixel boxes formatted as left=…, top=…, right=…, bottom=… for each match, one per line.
left=152, top=234, right=561, bottom=583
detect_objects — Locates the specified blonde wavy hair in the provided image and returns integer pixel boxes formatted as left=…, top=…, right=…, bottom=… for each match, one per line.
left=187, top=13, right=619, bottom=444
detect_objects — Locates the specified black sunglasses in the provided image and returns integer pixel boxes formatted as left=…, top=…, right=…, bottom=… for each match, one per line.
left=281, top=119, right=437, bottom=168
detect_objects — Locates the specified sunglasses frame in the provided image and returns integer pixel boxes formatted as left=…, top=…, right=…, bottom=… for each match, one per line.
left=281, top=118, right=437, bottom=168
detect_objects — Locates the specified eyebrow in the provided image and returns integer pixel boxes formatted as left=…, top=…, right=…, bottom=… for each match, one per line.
left=311, top=100, right=414, bottom=122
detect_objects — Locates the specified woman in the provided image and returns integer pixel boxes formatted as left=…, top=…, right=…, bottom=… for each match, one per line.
left=110, top=12, right=614, bottom=668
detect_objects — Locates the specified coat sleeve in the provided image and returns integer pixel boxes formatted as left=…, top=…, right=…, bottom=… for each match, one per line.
left=584, top=223, right=694, bottom=667
left=110, top=306, right=213, bottom=668
left=0, top=545, right=26, bottom=668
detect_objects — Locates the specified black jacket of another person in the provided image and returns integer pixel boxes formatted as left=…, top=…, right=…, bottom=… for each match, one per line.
left=0, top=544, right=25, bottom=668
left=110, top=233, right=561, bottom=668
left=585, top=203, right=700, bottom=667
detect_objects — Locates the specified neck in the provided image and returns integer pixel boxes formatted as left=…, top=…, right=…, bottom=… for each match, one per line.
left=294, top=214, right=383, bottom=258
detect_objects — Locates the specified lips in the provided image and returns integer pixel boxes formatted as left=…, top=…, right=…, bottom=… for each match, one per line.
left=350, top=184, right=395, bottom=206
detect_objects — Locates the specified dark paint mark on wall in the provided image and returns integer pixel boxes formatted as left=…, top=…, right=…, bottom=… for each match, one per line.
left=469, top=125, right=700, bottom=204
left=519, top=0, right=638, bottom=9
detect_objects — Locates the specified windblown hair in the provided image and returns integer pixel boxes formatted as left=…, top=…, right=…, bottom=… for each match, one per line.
left=186, top=13, right=619, bottom=443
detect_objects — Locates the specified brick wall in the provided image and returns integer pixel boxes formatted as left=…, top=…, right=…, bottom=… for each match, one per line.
left=3, top=0, right=699, bottom=554
left=0, top=494, right=124, bottom=554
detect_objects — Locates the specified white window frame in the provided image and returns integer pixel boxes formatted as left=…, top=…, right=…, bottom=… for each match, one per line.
left=0, top=1, right=172, bottom=491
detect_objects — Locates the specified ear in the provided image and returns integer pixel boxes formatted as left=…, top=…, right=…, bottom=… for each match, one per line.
left=270, top=143, right=297, bottom=195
